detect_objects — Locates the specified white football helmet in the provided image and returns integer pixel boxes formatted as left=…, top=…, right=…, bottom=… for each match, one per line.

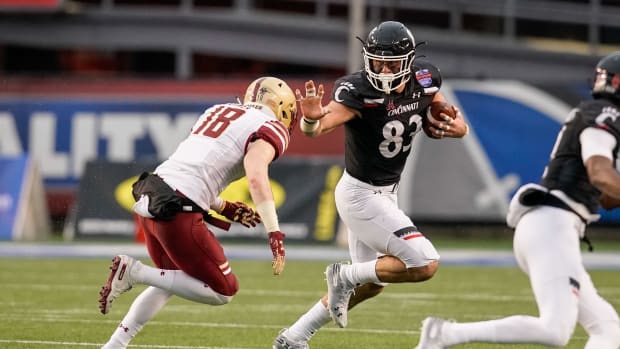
left=243, top=77, right=298, bottom=132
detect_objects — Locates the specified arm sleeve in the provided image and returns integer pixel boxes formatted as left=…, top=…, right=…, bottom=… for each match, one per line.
left=249, top=120, right=290, bottom=160
left=332, top=77, right=364, bottom=110
left=580, top=126, right=617, bottom=164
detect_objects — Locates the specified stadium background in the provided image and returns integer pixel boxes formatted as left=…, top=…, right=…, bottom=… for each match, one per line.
left=1, top=0, right=620, bottom=243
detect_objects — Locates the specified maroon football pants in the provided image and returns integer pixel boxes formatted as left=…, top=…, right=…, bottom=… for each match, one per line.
left=137, top=213, right=239, bottom=296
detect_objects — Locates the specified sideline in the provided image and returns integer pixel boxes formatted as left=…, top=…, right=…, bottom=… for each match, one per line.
left=0, top=242, right=619, bottom=269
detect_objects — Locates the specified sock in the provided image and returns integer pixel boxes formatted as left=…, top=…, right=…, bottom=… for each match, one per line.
left=442, top=315, right=571, bottom=346
left=134, top=262, right=231, bottom=305
left=102, top=286, right=171, bottom=349
left=286, top=300, right=331, bottom=342
left=342, top=260, right=379, bottom=286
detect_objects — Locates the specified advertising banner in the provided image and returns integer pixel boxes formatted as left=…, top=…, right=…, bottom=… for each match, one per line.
left=0, top=155, right=50, bottom=240
left=0, top=99, right=211, bottom=188
left=3, top=80, right=619, bottom=224
left=0, top=156, right=27, bottom=239
left=71, top=159, right=343, bottom=242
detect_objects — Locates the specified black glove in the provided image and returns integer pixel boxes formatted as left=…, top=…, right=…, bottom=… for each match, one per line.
left=220, top=201, right=261, bottom=228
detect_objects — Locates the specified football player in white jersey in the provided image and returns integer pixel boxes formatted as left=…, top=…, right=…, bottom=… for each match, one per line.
left=415, top=53, right=620, bottom=349
left=97, top=76, right=297, bottom=349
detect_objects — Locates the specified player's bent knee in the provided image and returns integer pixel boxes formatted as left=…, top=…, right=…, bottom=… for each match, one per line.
left=542, top=324, right=572, bottom=347
left=546, top=331, right=571, bottom=347
left=210, top=274, right=240, bottom=297
left=407, top=260, right=439, bottom=282
left=212, top=293, right=234, bottom=305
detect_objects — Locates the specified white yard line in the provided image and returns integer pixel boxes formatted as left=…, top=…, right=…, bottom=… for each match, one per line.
left=0, top=340, right=258, bottom=349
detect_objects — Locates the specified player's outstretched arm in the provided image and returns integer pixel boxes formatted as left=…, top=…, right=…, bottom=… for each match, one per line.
left=297, top=80, right=357, bottom=137
left=243, top=139, right=286, bottom=275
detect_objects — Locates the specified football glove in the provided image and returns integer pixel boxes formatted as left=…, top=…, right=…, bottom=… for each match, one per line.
left=220, top=201, right=261, bottom=228
left=268, top=231, right=286, bottom=275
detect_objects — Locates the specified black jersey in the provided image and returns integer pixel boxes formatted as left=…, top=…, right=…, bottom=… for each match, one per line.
left=333, top=60, right=442, bottom=186
left=541, top=99, right=620, bottom=213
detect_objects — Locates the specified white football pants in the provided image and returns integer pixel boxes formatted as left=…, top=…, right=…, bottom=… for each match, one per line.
left=442, top=206, right=620, bottom=348
left=334, top=170, right=439, bottom=268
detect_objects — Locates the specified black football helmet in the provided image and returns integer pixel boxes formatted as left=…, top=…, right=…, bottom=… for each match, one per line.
left=592, top=51, right=620, bottom=102
left=362, top=21, right=416, bottom=94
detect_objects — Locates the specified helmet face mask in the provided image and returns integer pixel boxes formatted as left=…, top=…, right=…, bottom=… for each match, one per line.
left=592, top=51, right=620, bottom=103
left=243, top=77, right=298, bottom=132
left=362, top=21, right=416, bottom=94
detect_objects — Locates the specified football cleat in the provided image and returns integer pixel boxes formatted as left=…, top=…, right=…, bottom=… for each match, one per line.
left=99, top=255, right=137, bottom=315
left=272, top=328, right=309, bottom=349
left=415, top=317, right=448, bottom=349
left=325, top=263, right=355, bottom=328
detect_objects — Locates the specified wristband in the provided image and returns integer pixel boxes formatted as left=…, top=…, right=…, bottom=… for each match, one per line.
left=255, top=200, right=280, bottom=232
left=211, top=197, right=225, bottom=213
left=300, top=117, right=320, bottom=134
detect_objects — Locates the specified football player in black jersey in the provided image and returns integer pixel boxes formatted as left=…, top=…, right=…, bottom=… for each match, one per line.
left=415, top=53, right=620, bottom=349
left=273, top=21, right=468, bottom=349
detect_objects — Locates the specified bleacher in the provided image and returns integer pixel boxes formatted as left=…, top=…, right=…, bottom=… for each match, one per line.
left=0, top=0, right=619, bottom=81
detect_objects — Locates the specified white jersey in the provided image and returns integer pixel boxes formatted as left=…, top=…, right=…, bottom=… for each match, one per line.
left=154, top=103, right=290, bottom=210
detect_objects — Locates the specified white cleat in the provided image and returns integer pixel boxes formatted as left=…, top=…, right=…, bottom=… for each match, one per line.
left=415, top=317, right=448, bottom=349
left=98, top=255, right=137, bottom=315
left=272, top=328, right=310, bottom=349
left=325, top=263, right=354, bottom=328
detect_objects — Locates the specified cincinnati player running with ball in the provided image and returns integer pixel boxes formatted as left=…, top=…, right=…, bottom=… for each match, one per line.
left=273, top=21, right=469, bottom=349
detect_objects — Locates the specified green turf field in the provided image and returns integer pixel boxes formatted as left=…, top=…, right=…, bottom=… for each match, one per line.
left=0, top=257, right=619, bottom=348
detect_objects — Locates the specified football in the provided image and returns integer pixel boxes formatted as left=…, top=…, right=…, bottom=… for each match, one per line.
left=423, top=101, right=457, bottom=138
left=426, top=101, right=456, bottom=124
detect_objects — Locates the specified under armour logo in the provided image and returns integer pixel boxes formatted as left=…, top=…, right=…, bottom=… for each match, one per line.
left=119, top=323, right=130, bottom=333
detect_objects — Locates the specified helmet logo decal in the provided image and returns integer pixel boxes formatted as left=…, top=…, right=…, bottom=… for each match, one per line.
left=257, top=87, right=269, bottom=102
left=415, top=69, right=432, bottom=87
left=250, top=77, right=267, bottom=102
